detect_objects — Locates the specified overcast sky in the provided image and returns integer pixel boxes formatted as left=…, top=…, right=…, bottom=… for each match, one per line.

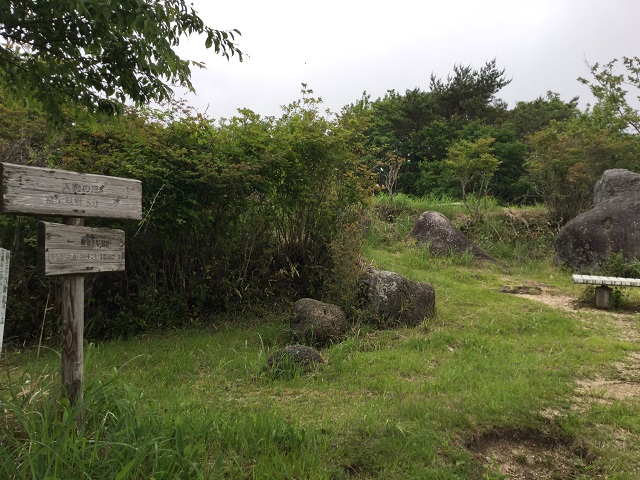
left=174, top=0, right=638, bottom=120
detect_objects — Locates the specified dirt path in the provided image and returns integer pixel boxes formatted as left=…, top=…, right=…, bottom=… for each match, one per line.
left=511, top=285, right=640, bottom=399
left=470, top=283, right=640, bottom=479
left=514, top=290, right=577, bottom=312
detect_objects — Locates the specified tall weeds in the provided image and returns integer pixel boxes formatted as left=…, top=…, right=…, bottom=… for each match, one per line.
left=0, top=370, right=207, bottom=478
left=0, top=367, right=315, bottom=478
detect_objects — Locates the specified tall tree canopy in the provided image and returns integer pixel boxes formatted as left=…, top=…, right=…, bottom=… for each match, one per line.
left=0, top=0, right=242, bottom=120
left=361, top=61, right=514, bottom=196
left=429, top=59, right=511, bottom=120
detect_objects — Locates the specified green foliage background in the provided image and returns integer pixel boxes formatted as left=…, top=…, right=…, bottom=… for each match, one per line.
left=0, top=0, right=242, bottom=121
left=3, top=57, right=640, bottom=344
left=0, top=89, right=373, bottom=341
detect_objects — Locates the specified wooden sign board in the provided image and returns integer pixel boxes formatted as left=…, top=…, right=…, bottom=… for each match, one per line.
left=0, top=248, right=8, bottom=355
left=38, top=222, right=125, bottom=276
left=1, top=162, right=142, bottom=220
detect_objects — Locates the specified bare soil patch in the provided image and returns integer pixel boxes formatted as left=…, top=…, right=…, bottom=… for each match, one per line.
left=607, top=313, right=640, bottom=342
left=572, top=352, right=640, bottom=408
left=502, top=280, right=640, bottom=342
left=575, top=377, right=640, bottom=404
left=495, top=281, right=640, bottom=475
left=613, top=351, right=640, bottom=380
left=500, top=280, right=578, bottom=311
left=468, top=428, right=591, bottom=480
left=518, top=290, right=577, bottom=311
left=512, top=283, right=640, bottom=405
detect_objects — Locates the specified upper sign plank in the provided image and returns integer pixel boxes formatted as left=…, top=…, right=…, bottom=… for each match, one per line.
left=0, top=163, right=142, bottom=220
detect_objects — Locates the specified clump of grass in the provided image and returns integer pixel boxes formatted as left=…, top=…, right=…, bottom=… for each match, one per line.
left=460, top=205, right=556, bottom=263
left=0, top=366, right=320, bottom=479
left=597, top=252, right=640, bottom=278
left=0, top=369, right=211, bottom=479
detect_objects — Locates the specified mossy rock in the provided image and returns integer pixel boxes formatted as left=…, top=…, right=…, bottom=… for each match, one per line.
left=264, top=345, right=325, bottom=377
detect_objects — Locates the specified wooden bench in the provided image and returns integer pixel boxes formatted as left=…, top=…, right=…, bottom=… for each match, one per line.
left=572, top=274, right=640, bottom=308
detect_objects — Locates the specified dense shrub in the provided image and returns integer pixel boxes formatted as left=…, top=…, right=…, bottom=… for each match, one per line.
left=0, top=91, right=374, bottom=342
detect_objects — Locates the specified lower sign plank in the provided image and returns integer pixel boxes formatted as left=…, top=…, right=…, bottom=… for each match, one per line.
left=38, top=222, right=125, bottom=276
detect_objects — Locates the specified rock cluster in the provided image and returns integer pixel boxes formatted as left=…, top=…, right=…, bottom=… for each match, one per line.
left=270, top=234, right=442, bottom=376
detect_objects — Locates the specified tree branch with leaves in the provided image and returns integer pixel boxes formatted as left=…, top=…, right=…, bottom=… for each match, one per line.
left=0, top=0, right=242, bottom=122
left=579, top=56, right=640, bottom=134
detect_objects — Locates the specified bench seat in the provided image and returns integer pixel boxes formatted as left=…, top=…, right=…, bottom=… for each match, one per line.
left=572, top=274, right=640, bottom=288
left=572, top=274, right=640, bottom=308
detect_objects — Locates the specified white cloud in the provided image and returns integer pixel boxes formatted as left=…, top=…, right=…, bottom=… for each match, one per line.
left=174, top=0, right=639, bottom=118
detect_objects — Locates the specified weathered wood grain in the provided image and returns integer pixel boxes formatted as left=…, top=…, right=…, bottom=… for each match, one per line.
left=1, top=162, right=142, bottom=220
left=0, top=248, right=9, bottom=356
left=38, top=222, right=125, bottom=276
left=61, top=217, right=85, bottom=426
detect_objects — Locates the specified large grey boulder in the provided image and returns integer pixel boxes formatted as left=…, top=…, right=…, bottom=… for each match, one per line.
left=409, top=211, right=497, bottom=262
left=362, top=268, right=435, bottom=326
left=593, top=168, right=640, bottom=205
left=290, top=298, right=348, bottom=346
left=555, top=169, right=640, bottom=269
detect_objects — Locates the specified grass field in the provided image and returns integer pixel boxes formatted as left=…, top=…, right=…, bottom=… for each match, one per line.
left=2, top=202, right=640, bottom=479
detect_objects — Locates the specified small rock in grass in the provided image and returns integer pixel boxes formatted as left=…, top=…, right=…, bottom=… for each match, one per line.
left=291, top=298, right=348, bottom=346
left=361, top=268, right=436, bottom=327
left=410, top=211, right=498, bottom=262
left=265, top=345, right=325, bottom=375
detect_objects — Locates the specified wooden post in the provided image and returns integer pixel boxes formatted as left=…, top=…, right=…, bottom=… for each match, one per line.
left=61, top=217, right=85, bottom=426
left=0, top=248, right=9, bottom=356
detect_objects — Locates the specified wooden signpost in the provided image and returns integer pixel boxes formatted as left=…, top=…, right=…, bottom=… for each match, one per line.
left=1, top=162, right=142, bottom=425
left=0, top=248, right=9, bottom=356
